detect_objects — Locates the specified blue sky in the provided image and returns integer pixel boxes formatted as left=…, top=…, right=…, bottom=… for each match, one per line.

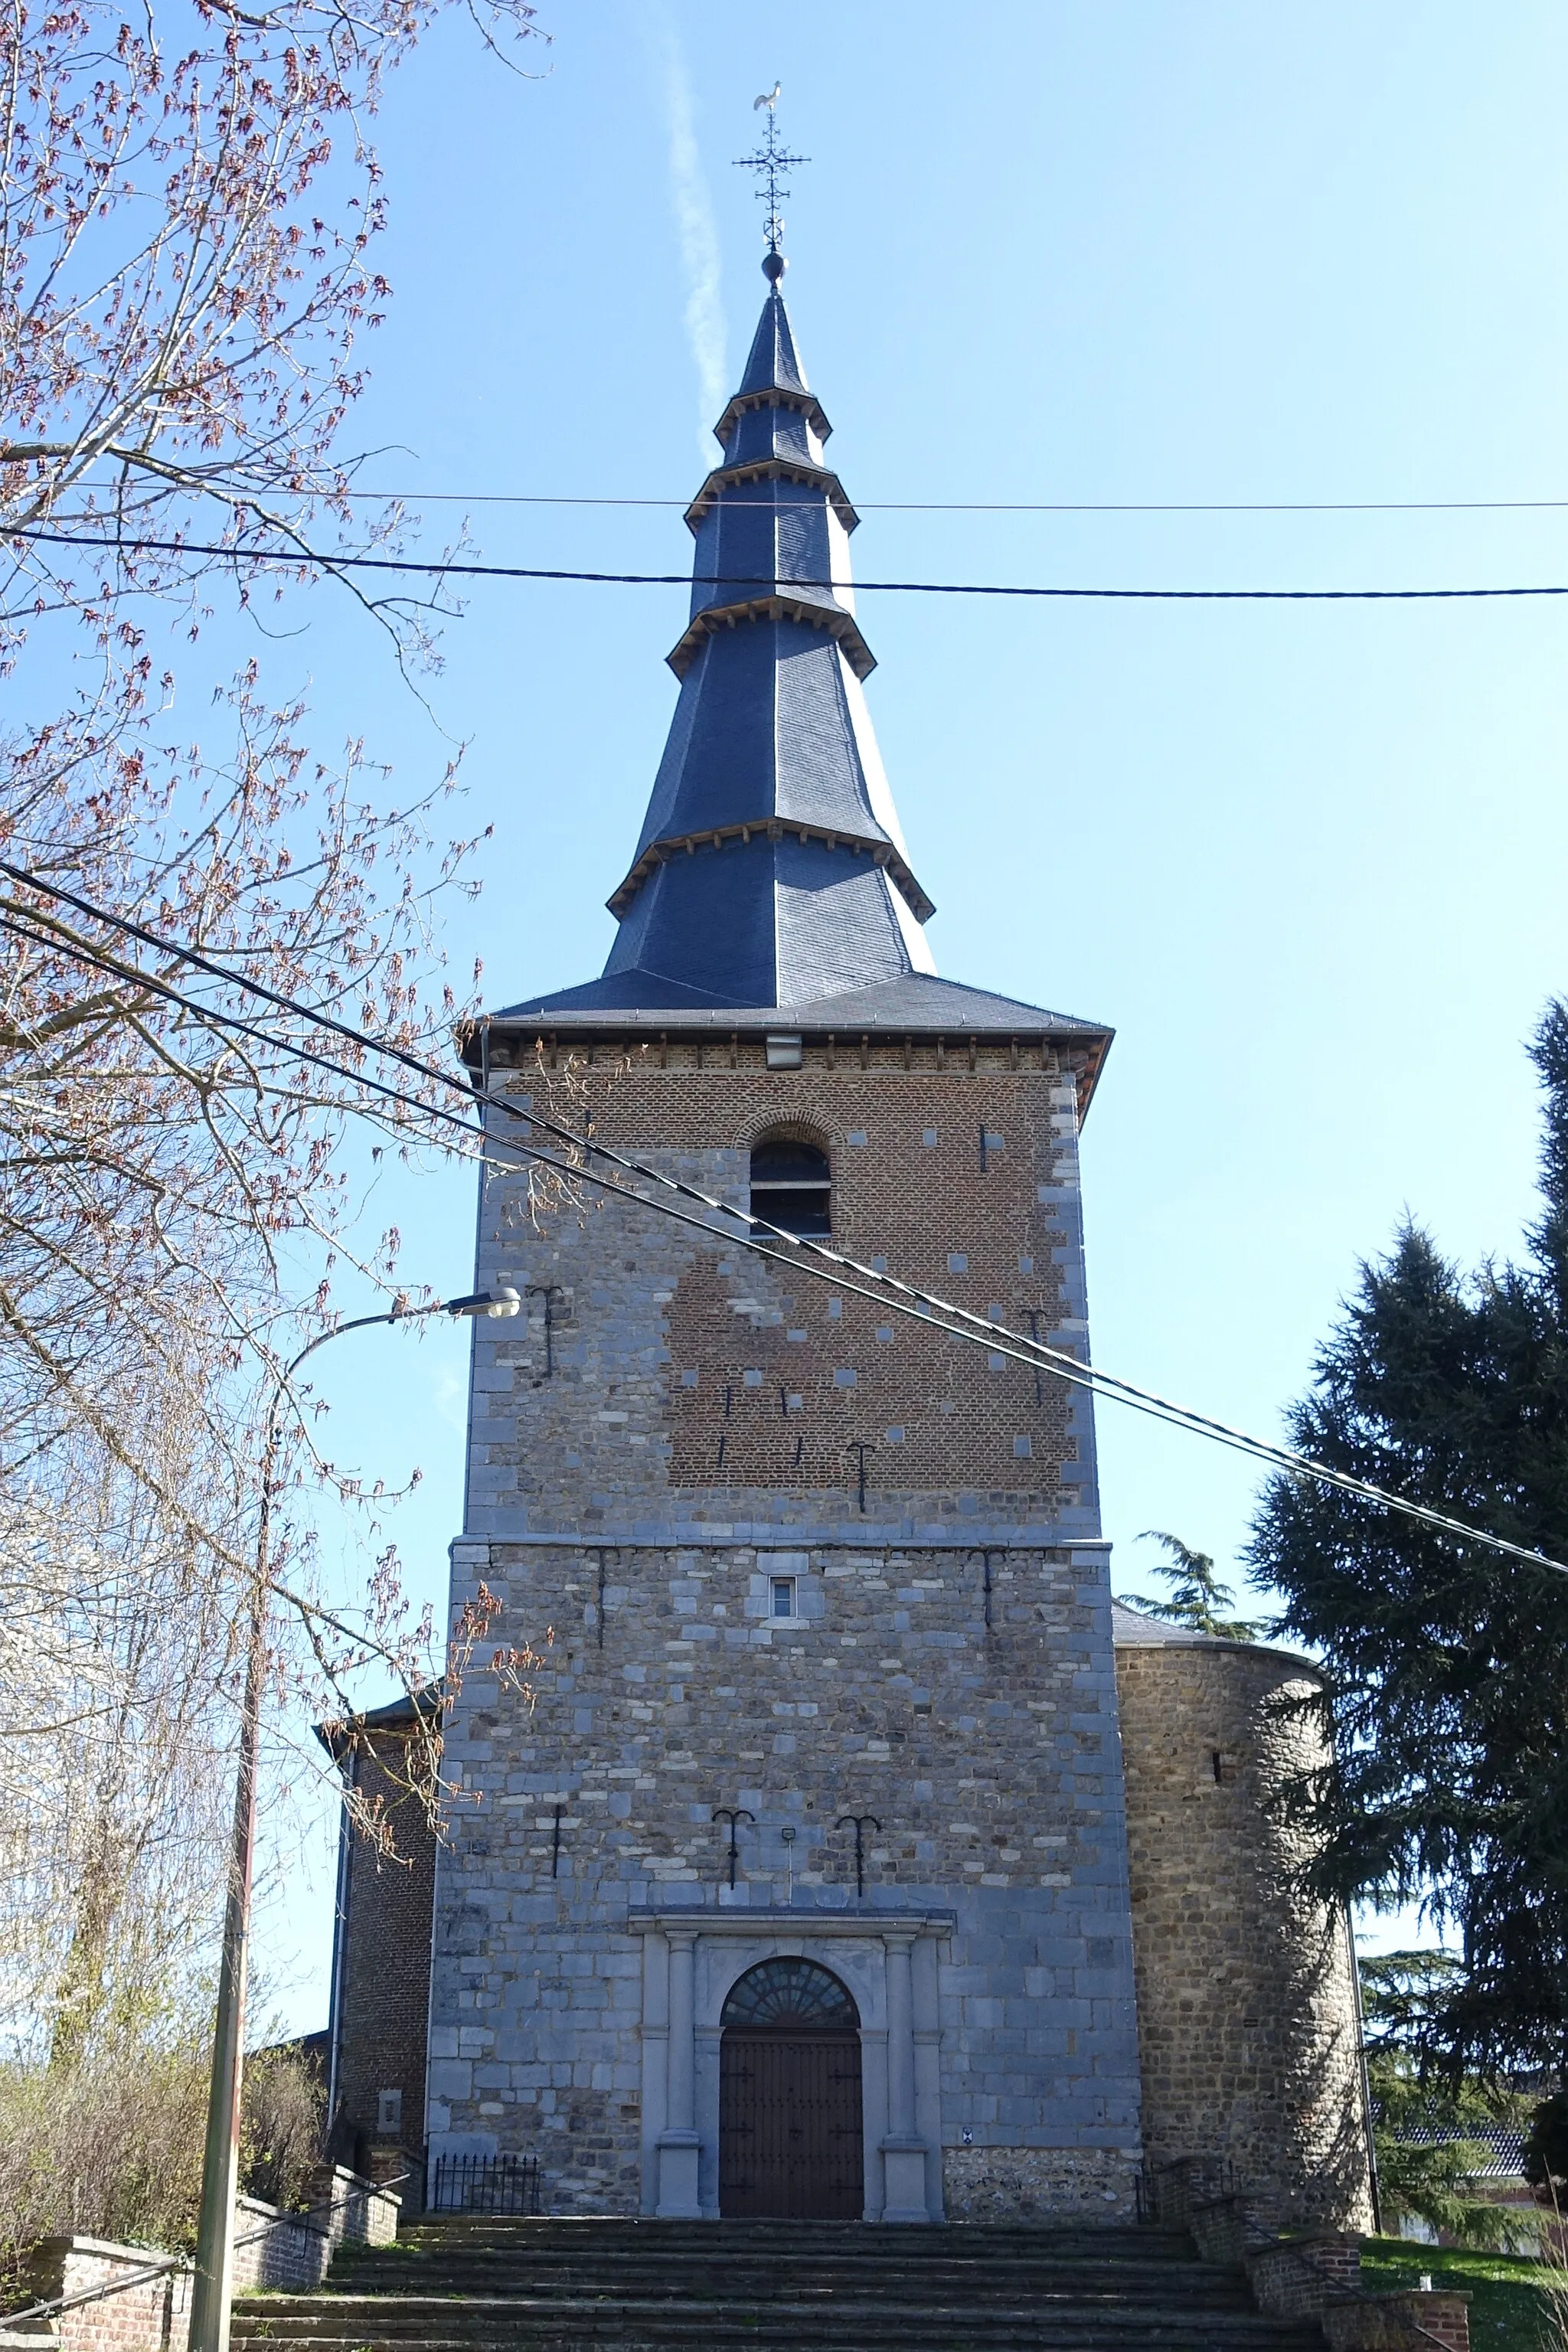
left=251, top=2, right=1568, bottom=2026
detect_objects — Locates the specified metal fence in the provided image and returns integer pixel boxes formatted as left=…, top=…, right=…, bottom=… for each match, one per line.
left=426, top=2152, right=541, bottom=2216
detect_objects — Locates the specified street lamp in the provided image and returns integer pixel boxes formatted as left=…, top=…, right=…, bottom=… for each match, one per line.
left=188, top=1285, right=519, bottom=2352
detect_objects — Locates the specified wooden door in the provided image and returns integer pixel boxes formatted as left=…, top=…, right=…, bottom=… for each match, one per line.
left=718, top=2027, right=864, bottom=2218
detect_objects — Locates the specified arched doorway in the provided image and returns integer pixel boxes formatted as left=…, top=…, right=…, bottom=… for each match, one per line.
left=718, top=1958, right=864, bottom=2219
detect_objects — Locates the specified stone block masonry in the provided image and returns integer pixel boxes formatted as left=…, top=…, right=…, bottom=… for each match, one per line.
left=1118, top=1639, right=1374, bottom=2230
left=428, top=1032, right=1143, bottom=2220
left=432, top=1534, right=1140, bottom=2213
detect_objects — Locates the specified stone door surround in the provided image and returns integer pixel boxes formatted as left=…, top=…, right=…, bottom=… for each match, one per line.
left=629, top=1909, right=952, bottom=2223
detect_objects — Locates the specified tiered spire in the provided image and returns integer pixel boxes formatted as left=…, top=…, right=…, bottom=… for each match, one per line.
left=553, top=279, right=939, bottom=1011
left=497, top=132, right=1112, bottom=1080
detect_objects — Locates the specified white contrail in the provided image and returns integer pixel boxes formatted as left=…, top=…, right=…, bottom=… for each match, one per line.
left=643, top=5, right=727, bottom=463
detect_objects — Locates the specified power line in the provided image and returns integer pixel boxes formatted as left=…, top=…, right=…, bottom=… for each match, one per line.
left=2, top=860, right=1564, bottom=1583
left=35, top=483, right=1568, bottom=516
left=8, top=528, right=1568, bottom=603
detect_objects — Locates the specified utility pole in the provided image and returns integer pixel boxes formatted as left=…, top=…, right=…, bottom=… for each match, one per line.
left=187, top=1286, right=518, bottom=2352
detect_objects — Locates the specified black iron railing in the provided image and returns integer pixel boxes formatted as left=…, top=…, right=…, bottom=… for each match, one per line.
left=426, top=2152, right=541, bottom=2216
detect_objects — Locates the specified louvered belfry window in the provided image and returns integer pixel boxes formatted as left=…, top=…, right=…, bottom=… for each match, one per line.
left=750, top=1136, right=831, bottom=1238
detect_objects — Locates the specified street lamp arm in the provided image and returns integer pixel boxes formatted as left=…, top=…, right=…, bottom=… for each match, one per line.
left=274, top=1283, right=520, bottom=1404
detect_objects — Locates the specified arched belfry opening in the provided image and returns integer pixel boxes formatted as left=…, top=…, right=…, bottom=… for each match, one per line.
left=750, top=1133, right=831, bottom=1237
left=718, top=1958, right=864, bottom=2219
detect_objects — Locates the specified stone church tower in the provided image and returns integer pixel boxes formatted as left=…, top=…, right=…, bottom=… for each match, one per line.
left=410, top=273, right=1373, bottom=2230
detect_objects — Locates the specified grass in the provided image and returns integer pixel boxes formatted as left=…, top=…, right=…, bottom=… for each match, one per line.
left=1362, top=2236, right=1567, bottom=2352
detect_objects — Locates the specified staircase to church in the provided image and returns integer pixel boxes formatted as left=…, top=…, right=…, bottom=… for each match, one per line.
left=229, top=2213, right=1329, bottom=2350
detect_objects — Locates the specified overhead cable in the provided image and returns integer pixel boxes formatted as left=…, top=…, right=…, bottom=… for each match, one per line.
left=7, top=528, right=1568, bottom=603
left=24, top=480, right=1568, bottom=516
left=1, top=861, right=1563, bottom=1583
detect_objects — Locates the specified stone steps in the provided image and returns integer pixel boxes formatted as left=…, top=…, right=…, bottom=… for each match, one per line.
left=387, top=2221, right=1200, bottom=2252
left=230, top=2217, right=1325, bottom=2352
left=230, top=2301, right=1321, bottom=2352
left=320, top=2264, right=1256, bottom=2308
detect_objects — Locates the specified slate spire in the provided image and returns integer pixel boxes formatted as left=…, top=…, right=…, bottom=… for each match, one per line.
left=588, top=281, right=938, bottom=1011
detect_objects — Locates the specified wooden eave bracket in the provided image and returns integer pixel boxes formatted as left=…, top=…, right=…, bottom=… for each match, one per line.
left=605, top=819, right=936, bottom=925
left=666, top=593, right=875, bottom=682
left=712, top=387, right=833, bottom=446
left=684, top=459, right=859, bottom=534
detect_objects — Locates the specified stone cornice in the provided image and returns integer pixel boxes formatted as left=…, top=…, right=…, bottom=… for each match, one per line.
left=628, top=1908, right=955, bottom=1939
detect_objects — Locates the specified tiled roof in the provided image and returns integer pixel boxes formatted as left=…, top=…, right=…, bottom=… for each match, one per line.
left=1377, top=2112, right=1530, bottom=2180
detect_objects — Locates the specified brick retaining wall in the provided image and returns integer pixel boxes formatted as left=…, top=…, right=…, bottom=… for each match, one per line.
left=10, top=2167, right=398, bottom=2352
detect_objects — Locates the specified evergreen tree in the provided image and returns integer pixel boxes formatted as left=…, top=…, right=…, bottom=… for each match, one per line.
left=1524, top=2092, right=1568, bottom=2193
left=1250, top=1003, right=1568, bottom=2079
left=1119, top=1530, right=1261, bottom=1640
left=1359, top=1952, right=1533, bottom=2249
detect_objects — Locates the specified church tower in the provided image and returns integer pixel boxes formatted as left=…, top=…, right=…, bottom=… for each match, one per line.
left=426, top=245, right=1148, bottom=2224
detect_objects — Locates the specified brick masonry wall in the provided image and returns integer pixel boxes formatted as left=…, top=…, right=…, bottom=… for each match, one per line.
left=21, top=2243, right=189, bottom=2352
left=427, top=1034, right=1145, bottom=2217
left=333, top=1737, right=436, bottom=2166
left=463, top=1040, right=1100, bottom=1537
left=1323, top=2298, right=1470, bottom=2352
left=15, top=2180, right=401, bottom=2352
left=228, top=2197, right=327, bottom=2294
left=1116, top=1638, right=1374, bottom=2230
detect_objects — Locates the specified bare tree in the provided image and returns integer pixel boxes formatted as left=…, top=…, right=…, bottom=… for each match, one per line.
left=0, top=0, right=550, bottom=2065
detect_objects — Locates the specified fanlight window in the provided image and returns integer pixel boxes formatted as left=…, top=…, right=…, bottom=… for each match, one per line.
left=721, top=1957, right=859, bottom=2031
left=750, top=1136, right=831, bottom=1237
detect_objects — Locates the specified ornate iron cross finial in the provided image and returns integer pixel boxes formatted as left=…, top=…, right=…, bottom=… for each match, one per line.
left=734, top=94, right=809, bottom=282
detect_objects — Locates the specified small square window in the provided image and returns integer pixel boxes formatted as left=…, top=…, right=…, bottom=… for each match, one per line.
left=828, top=1299, right=844, bottom=1320
left=743, top=1368, right=763, bottom=1387
left=988, top=1352, right=1005, bottom=1370
left=1013, top=1435, right=1033, bottom=1459
left=923, top=1129, right=938, bottom=1147
left=1018, top=1255, right=1034, bottom=1276
left=765, top=1033, right=802, bottom=1070
left=770, top=1576, right=797, bottom=1620
left=948, top=1253, right=968, bottom=1274
left=884, top=1426, right=906, bottom=1445
left=847, top=1129, right=868, bottom=1145
left=876, top=1325, right=893, bottom=1342
left=680, top=1370, right=698, bottom=1387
